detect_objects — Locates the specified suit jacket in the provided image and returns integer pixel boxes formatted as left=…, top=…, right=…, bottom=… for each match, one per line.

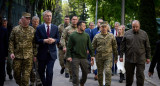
left=91, top=27, right=99, bottom=41
left=0, top=26, right=8, bottom=60
left=36, top=24, right=59, bottom=60
left=85, top=28, right=92, bottom=41
left=111, top=29, right=114, bottom=34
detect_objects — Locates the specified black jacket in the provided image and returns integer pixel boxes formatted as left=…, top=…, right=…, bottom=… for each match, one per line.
left=0, top=26, right=8, bottom=60
left=149, top=40, right=160, bottom=79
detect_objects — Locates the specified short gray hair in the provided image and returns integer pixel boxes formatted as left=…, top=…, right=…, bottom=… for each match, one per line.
left=32, top=16, right=39, bottom=21
left=115, top=22, right=120, bottom=26
left=98, top=19, right=103, bottom=22
left=42, top=10, right=52, bottom=17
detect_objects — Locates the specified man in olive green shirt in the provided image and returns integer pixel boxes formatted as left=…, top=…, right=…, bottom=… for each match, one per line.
left=9, top=12, right=36, bottom=86
left=67, top=21, right=94, bottom=86
left=120, top=20, right=151, bottom=86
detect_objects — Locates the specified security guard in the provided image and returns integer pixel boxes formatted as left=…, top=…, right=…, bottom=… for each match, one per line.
left=58, top=15, right=70, bottom=75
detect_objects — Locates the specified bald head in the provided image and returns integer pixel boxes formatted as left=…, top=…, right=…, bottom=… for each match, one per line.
left=132, top=20, right=140, bottom=32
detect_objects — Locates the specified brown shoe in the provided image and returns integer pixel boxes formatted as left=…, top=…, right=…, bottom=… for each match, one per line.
left=80, top=83, right=84, bottom=86
left=94, top=75, right=98, bottom=80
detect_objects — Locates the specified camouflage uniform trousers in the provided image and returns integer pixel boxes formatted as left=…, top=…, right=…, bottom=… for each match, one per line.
left=96, top=57, right=112, bottom=86
left=71, top=58, right=88, bottom=86
left=59, top=49, right=65, bottom=69
left=13, top=57, right=33, bottom=86
left=6, top=53, right=13, bottom=76
left=65, top=56, right=72, bottom=78
left=30, top=61, right=42, bottom=85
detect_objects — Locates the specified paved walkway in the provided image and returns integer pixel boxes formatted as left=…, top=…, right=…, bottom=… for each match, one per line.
left=4, top=59, right=158, bottom=86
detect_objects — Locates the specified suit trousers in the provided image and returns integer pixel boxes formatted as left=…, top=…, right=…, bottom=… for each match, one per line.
left=125, top=62, right=145, bottom=86
left=38, top=53, right=56, bottom=86
left=0, top=59, right=5, bottom=86
left=71, top=58, right=88, bottom=86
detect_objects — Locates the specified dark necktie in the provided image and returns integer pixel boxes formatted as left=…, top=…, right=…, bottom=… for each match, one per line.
left=47, top=25, right=50, bottom=37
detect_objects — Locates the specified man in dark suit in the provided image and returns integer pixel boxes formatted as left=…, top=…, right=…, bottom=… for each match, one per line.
left=85, top=22, right=95, bottom=40
left=111, top=22, right=120, bottom=75
left=0, top=16, right=8, bottom=86
left=111, top=22, right=120, bottom=37
left=35, top=10, right=59, bottom=86
left=85, top=22, right=95, bottom=73
left=90, top=19, right=103, bottom=41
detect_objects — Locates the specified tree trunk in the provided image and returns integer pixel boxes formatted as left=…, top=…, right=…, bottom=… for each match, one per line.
left=8, top=0, right=13, bottom=25
left=0, top=0, right=7, bottom=16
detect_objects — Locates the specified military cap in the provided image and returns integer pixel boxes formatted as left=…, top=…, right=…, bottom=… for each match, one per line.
left=100, top=21, right=108, bottom=27
left=22, top=12, right=31, bottom=17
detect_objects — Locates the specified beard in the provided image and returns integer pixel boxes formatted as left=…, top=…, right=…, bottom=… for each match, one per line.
left=80, top=28, right=84, bottom=32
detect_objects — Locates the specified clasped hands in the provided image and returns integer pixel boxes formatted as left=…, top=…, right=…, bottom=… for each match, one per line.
left=44, top=38, right=55, bottom=44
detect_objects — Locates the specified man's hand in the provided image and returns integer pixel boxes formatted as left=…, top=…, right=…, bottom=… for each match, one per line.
left=10, top=53, right=15, bottom=59
left=91, top=57, right=94, bottom=66
left=44, top=39, right=50, bottom=44
left=91, top=57, right=94, bottom=61
left=63, top=47, right=67, bottom=53
left=119, top=58, right=123, bottom=62
left=67, top=57, right=72, bottom=62
left=146, top=59, right=150, bottom=64
left=148, top=72, right=153, bottom=77
left=87, top=50, right=89, bottom=54
left=48, top=38, right=56, bottom=44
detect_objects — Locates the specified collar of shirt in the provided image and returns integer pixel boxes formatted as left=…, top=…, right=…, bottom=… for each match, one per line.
left=132, top=29, right=139, bottom=34
left=71, top=24, right=77, bottom=28
left=44, top=23, right=51, bottom=32
left=114, top=29, right=117, bottom=36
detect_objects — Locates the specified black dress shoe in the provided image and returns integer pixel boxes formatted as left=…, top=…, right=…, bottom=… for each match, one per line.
left=65, top=73, right=69, bottom=78
left=9, top=75, right=13, bottom=80
left=60, top=68, right=65, bottom=74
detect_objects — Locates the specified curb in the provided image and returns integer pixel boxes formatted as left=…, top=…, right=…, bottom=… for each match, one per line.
left=145, top=77, right=157, bottom=86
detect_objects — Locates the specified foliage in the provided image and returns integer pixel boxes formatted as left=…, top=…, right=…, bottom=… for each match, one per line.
left=139, top=0, right=158, bottom=55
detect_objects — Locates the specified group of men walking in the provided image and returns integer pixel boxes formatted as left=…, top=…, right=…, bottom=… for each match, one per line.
left=0, top=9, right=159, bottom=86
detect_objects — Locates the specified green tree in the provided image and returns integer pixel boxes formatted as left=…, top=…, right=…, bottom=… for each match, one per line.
left=139, top=0, right=158, bottom=55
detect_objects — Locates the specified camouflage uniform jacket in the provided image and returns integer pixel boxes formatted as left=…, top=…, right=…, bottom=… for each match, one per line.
left=58, top=23, right=70, bottom=49
left=9, top=25, right=36, bottom=59
left=60, top=24, right=77, bottom=48
left=92, top=32, right=118, bottom=60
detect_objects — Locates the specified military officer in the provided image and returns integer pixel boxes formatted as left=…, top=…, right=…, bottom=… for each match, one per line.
left=92, top=22, right=118, bottom=86
left=60, top=16, right=78, bottom=81
left=9, top=12, right=36, bottom=86
left=30, top=16, right=41, bottom=86
left=58, top=15, right=70, bottom=75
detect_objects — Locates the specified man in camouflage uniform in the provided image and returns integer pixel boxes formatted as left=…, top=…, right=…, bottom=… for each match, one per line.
left=58, top=15, right=70, bottom=75
left=92, top=22, right=118, bottom=86
left=9, top=12, right=36, bottom=86
left=60, top=16, right=78, bottom=81
left=30, top=16, right=41, bottom=86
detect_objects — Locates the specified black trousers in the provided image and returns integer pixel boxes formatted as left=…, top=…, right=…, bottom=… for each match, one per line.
left=0, top=59, right=5, bottom=86
left=125, top=62, right=145, bottom=86
left=38, top=54, right=55, bottom=86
